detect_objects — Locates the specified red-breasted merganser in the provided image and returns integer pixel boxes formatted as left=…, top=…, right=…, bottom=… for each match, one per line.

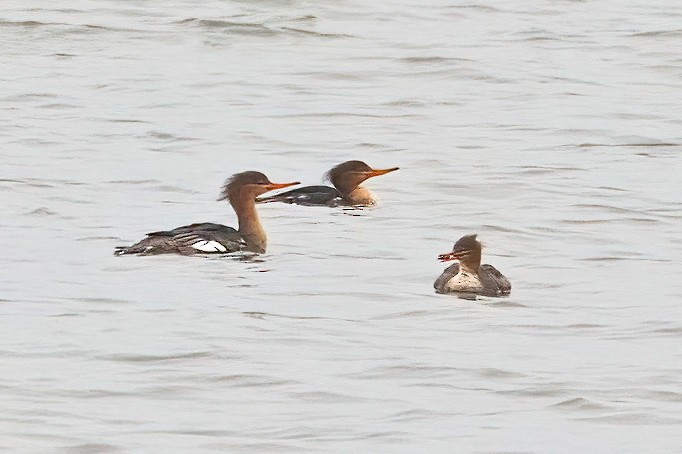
left=434, top=234, right=511, bottom=297
left=256, top=160, right=399, bottom=207
left=114, top=171, right=299, bottom=256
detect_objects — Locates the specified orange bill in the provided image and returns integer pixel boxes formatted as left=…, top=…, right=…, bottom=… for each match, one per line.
left=368, top=167, right=399, bottom=177
left=438, top=251, right=464, bottom=262
left=265, top=181, right=300, bottom=191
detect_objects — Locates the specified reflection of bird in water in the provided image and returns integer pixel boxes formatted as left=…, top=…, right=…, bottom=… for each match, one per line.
left=256, top=160, right=399, bottom=207
left=434, top=234, right=511, bottom=297
left=115, top=171, right=299, bottom=256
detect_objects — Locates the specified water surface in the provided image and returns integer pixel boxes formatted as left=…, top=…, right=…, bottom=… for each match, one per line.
left=1, top=0, right=681, bottom=452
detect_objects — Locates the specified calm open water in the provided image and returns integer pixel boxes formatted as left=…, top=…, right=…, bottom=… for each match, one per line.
left=1, top=1, right=681, bottom=452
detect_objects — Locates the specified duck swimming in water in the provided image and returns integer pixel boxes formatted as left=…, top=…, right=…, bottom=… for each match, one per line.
left=256, top=160, right=399, bottom=207
left=434, top=234, right=511, bottom=297
left=114, top=171, right=299, bottom=256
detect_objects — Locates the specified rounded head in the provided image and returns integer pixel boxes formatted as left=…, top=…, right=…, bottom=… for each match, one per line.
left=325, top=160, right=373, bottom=179
left=218, top=171, right=299, bottom=201
left=438, top=234, right=482, bottom=262
left=325, top=160, right=399, bottom=195
left=452, top=234, right=481, bottom=253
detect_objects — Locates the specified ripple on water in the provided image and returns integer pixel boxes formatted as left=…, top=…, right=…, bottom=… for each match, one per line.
left=25, top=207, right=58, bottom=216
left=2, top=1, right=682, bottom=452
left=549, top=397, right=611, bottom=412
left=177, top=18, right=353, bottom=39
left=200, top=374, right=298, bottom=388
left=59, top=444, right=121, bottom=454
left=575, top=412, right=681, bottom=425
left=97, top=351, right=215, bottom=363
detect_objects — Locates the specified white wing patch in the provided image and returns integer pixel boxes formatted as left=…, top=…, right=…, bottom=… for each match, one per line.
left=191, top=240, right=228, bottom=253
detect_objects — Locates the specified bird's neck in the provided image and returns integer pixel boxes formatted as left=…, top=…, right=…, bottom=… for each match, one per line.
left=459, top=254, right=481, bottom=275
left=343, top=186, right=375, bottom=205
left=333, top=178, right=358, bottom=197
left=231, top=197, right=266, bottom=253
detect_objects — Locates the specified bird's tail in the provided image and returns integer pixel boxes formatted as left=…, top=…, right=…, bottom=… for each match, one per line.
left=114, top=244, right=146, bottom=255
left=113, top=242, right=150, bottom=256
left=114, top=246, right=131, bottom=256
left=255, top=194, right=285, bottom=204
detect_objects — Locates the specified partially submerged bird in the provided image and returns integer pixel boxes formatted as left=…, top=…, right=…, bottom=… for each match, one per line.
left=256, top=160, right=399, bottom=207
left=114, top=171, right=299, bottom=256
left=434, top=234, right=511, bottom=297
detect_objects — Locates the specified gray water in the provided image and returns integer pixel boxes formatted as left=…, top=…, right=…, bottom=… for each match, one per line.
left=1, top=0, right=681, bottom=452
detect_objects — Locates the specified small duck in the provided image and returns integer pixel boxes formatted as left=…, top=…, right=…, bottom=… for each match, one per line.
left=434, top=234, right=511, bottom=297
left=114, top=171, right=299, bottom=256
left=256, top=160, right=399, bottom=207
